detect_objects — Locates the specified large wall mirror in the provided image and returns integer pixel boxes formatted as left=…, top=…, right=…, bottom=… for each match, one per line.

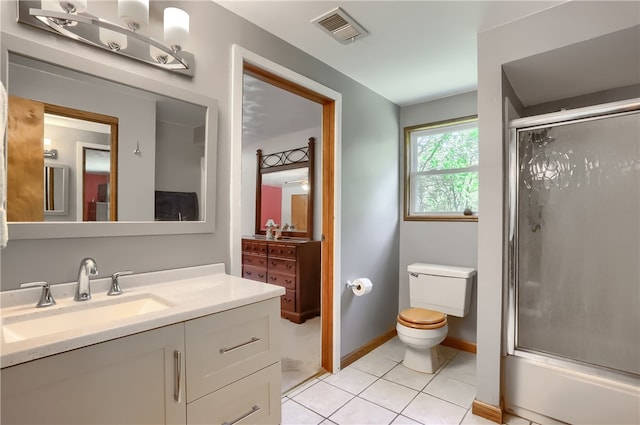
left=255, top=138, right=314, bottom=240
left=2, top=33, right=218, bottom=239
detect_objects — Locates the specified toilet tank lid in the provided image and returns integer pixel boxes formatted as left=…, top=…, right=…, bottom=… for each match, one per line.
left=407, top=263, right=476, bottom=278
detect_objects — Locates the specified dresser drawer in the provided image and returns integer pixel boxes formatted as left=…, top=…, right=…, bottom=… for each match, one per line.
left=267, top=243, right=296, bottom=259
left=281, top=289, right=296, bottom=312
left=241, top=239, right=268, bottom=255
left=187, top=362, right=281, bottom=425
left=185, top=298, right=280, bottom=402
left=267, top=257, right=296, bottom=275
left=267, top=271, right=296, bottom=290
left=242, top=265, right=267, bottom=282
left=243, top=253, right=268, bottom=268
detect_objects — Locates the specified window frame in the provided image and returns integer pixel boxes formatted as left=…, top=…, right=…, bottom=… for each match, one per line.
left=404, top=115, right=479, bottom=222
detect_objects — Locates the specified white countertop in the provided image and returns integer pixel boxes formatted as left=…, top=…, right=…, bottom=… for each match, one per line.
left=0, top=264, right=285, bottom=368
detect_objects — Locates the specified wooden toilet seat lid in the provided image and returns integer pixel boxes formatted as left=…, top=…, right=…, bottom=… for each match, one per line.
left=397, top=308, right=446, bottom=330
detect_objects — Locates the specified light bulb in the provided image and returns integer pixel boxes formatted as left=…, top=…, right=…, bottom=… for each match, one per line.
left=99, top=27, right=128, bottom=51
left=164, top=7, right=189, bottom=51
left=118, top=0, right=148, bottom=31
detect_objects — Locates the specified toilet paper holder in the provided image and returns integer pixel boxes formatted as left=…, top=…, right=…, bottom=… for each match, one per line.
left=346, top=280, right=357, bottom=289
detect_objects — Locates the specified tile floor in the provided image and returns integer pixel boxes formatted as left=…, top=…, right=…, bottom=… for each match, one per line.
left=281, top=337, right=537, bottom=425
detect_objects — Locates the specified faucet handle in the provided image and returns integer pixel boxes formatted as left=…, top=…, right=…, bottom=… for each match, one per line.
left=108, top=271, right=133, bottom=296
left=20, top=281, right=56, bottom=308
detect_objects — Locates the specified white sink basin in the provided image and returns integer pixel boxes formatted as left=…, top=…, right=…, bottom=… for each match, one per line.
left=2, top=294, right=172, bottom=344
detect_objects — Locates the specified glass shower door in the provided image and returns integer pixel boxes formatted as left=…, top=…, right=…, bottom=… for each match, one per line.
left=511, top=106, right=640, bottom=376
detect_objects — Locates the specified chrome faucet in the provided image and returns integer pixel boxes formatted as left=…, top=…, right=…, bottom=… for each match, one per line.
left=74, top=257, right=98, bottom=301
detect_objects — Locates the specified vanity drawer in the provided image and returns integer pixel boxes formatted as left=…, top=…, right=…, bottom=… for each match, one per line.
left=281, top=289, right=296, bottom=312
left=186, top=362, right=281, bottom=425
left=185, top=298, right=280, bottom=402
left=268, top=258, right=296, bottom=275
left=267, top=243, right=296, bottom=259
left=242, top=265, right=267, bottom=282
left=243, top=253, right=268, bottom=268
left=267, top=271, right=296, bottom=290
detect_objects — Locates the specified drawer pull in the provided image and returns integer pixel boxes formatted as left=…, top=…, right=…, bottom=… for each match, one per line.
left=222, top=405, right=261, bottom=425
left=219, top=337, right=260, bottom=354
left=174, top=350, right=182, bottom=402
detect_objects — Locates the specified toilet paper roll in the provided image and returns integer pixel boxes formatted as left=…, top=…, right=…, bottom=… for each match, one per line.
left=352, top=278, right=373, bottom=296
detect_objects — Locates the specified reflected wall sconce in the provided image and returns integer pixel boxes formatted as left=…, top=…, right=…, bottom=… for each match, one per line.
left=17, top=0, right=194, bottom=77
left=44, top=138, right=58, bottom=159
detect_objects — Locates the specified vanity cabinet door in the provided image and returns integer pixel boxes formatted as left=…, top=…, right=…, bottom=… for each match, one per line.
left=0, top=323, right=186, bottom=425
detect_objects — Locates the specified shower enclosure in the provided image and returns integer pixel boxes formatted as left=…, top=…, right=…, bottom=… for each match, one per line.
left=506, top=98, right=640, bottom=423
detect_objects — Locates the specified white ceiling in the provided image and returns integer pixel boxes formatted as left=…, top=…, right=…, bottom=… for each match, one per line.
left=217, top=0, right=563, bottom=106
left=243, top=74, right=322, bottom=145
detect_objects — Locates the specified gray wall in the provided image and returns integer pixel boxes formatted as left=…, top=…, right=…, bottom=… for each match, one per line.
left=155, top=120, right=205, bottom=214
left=339, top=87, right=400, bottom=356
left=399, top=91, right=478, bottom=343
left=1, top=1, right=400, bottom=359
left=476, top=0, right=640, bottom=408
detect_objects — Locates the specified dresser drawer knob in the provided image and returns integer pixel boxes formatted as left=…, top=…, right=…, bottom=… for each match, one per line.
left=219, top=337, right=260, bottom=354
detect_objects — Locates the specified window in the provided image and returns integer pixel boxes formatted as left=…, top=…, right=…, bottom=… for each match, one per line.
left=404, top=116, right=478, bottom=221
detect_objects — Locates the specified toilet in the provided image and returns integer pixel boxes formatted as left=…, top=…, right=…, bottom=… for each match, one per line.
left=396, top=263, right=476, bottom=374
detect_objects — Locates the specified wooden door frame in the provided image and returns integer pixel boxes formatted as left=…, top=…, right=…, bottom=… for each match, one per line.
left=230, top=45, right=342, bottom=372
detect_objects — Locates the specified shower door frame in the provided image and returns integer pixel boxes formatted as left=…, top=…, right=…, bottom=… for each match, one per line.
left=505, top=97, right=640, bottom=382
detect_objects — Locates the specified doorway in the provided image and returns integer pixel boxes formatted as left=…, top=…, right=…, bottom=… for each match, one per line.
left=230, top=46, right=342, bottom=382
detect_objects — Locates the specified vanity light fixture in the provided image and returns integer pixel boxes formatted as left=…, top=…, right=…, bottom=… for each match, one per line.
left=17, top=0, right=195, bottom=77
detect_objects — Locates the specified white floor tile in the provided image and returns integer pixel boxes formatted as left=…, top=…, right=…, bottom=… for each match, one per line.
left=285, top=378, right=321, bottom=398
left=460, top=409, right=497, bottom=425
left=391, top=415, right=423, bottom=424
left=360, top=379, right=419, bottom=413
left=329, top=397, right=397, bottom=425
left=439, top=351, right=477, bottom=385
left=292, top=380, right=354, bottom=418
left=383, top=363, right=436, bottom=391
left=350, top=353, right=398, bottom=377
left=402, top=393, right=467, bottom=425
left=281, top=399, right=325, bottom=425
left=423, top=373, right=477, bottom=408
left=372, top=337, right=407, bottom=362
left=437, top=345, right=461, bottom=360
left=324, top=366, right=378, bottom=395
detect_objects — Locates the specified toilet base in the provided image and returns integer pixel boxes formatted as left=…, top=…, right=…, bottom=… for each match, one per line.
left=402, top=345, right=440, bottom=374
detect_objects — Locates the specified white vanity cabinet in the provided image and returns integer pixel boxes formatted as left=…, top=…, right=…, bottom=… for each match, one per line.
left=0, top=298, right=282, bottom=425
left=1, top=323, right=186, bottom=425
left=185, top=298, right=281, bottom=424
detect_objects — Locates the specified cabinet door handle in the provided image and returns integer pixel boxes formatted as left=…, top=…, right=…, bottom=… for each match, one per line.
left=219, top=337, right=260, bottom=354
left=174, top=350, right=182, bottom=402
left=222, top=405, right=261, bottom=425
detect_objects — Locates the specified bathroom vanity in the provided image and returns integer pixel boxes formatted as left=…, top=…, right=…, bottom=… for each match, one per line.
left=0, top=264, right=284, bottom=424
left=241, top=237, right=321, bottom=324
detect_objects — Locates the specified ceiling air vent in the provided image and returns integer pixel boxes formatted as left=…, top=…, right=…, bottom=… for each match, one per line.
left=312, top=7, right=368, bottom=44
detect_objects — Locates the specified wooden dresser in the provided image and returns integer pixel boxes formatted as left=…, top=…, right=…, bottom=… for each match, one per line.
left=242, top=237, right=321, bottom=324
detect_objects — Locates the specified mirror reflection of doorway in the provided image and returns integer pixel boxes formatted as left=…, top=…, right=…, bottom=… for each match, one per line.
left=291, top=194, right=308, bottom=230
left=82, top=147, right=111, bottom=221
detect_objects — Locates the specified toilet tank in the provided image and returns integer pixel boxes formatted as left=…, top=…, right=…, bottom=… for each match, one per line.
left=408, top=263, right=476, bottom=317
